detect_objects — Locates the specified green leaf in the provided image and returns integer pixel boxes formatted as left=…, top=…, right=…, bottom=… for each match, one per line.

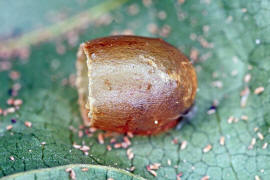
left=1, top=164, right=145, bottom=180
left=1, top=0, right=270, bottom=180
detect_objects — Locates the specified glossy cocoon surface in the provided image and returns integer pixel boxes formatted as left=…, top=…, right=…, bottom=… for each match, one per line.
left=76, top=36, right=197, bottom=135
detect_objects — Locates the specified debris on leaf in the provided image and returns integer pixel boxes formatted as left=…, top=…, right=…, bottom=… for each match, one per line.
left=24, top=121, right=32, bottom=128
left=244, top=74, right=251, bottom=83
left=6, top=125, right=13, bottom=130
left=254, top=87, right=264, bottom=95
left=98, top=133, right=104, bottom=144
left=241, top=115, right=248, bottom=121
left=127, top=148, right=134, bottom=160
left=262, top=143, right=268, bottom=149
left=257, top=132, right=264, bottom=140
left=220, top=136, right=225, bottom=146
left=147, top=163, right=161, bottom=177
left=181, top=141, right=187, bottom=150
left=65, top=168, right=76, bottom=180
left=255, top=175, right=261, bottom=180
left=9, top=156, right=15, bottom=161
left=201, top=175, right=209, bottom=180
left=203, top=144, right=212, bottom=153
left=248, top=138, right=256, bottom=150
left=81, top=168, right=88, bottom=172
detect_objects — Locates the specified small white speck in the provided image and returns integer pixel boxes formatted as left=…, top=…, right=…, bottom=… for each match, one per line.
left=231, top=70, right=238, bottom=76
left=203, top=144, right=212, bottom=153
left=254, top=87, right=264, bottom=95
left=257, top=132, right=264, bottom=140
left=232, top=56, right=239, bottom=63
left=91, top=53, right=96, bottom=59
left=220, top=136, right=225, bottom=146
left=212, top=81, right=223, bottom=88
left=10, top=156, right=15, bottom=161
left=154, top=120, right=158, bottom=124
left=226, top=16, right=233, bottom=23
left=207, top=109, right=216, bottom=115
left=181, top=140, right=187, bottom=150
left=255, top=175, right=261, bottom=180
left=242, top=8, right=247, bottom=13
left=248, top=138, right=256, bottom=150
left=255, top=39, right=260, bottom=44
left=262, top=142, right=268, bottom=149
left=167, top=159, right=171, bottom=166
